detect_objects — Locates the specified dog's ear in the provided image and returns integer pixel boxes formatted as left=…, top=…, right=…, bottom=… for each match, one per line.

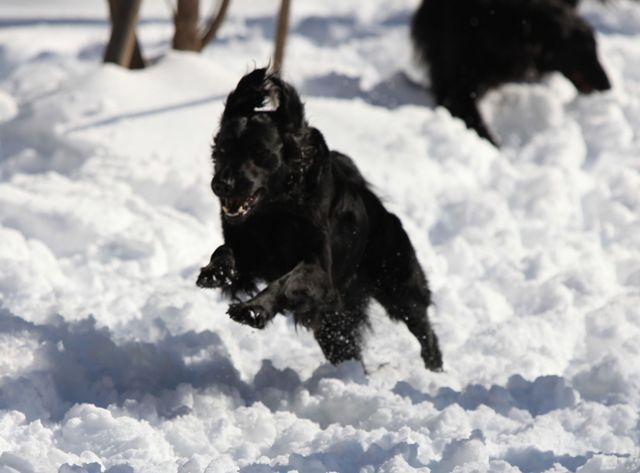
left=268, top=76, right=305, bottom=132
left=222, top=68, right=271, bottom=121
left=222, top=68, right=305, bottom=131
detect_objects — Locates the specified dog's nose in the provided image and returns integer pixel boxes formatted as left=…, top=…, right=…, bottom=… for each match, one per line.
left=211, top=171, right=235, bottom=197
left=593, top=66, right=611, bottom=91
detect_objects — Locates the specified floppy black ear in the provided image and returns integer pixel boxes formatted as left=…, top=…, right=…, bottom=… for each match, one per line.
left=222, top=68, right=305, bottom=131
left=268, top=76, right=306, bottom=132
left=222, top=68, right=270, bottom=121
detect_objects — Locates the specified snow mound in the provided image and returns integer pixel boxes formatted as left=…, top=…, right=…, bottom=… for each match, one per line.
left=0, top=0, right=640, bottom=471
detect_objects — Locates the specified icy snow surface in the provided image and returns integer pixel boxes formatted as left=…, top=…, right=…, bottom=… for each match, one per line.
left=1, top=0, right=640, bottom=472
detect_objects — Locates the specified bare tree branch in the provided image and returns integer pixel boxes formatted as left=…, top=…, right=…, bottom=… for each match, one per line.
left=198, top=0, right=232, bottom=51
left=272, top=0, right=291, bottom=74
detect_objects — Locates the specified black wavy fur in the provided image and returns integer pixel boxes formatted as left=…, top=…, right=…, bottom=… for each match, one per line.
left=411, top=0, right=611, bottom=146
left=197, top=69, right=443, bottom=370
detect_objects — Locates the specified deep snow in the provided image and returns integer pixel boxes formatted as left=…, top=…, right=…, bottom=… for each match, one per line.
left=0, top=0, right=639, bottom=472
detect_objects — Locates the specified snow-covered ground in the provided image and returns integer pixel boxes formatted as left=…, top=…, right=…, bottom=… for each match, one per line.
left=1, top=0, right=639, bottom=471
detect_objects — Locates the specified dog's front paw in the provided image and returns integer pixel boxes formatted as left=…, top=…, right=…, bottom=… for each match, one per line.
left=227, top=303, right=271, bottom=329
left=196, top=264, right=236, bottom=289
left=196, top=251, right=238, bottom=289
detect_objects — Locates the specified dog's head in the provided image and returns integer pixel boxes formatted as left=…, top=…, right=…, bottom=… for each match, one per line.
left=211, top=69, right=309, bottom=224
left=549, top=18, right=611, bottom=93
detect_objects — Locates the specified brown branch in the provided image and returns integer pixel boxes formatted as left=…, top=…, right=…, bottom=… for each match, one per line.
left=198, top=0, right=232, bottom=51
left=272, top=0, right=292, bottom=74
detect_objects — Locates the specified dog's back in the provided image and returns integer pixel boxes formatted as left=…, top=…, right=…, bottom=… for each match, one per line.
left=412, top=0, right=575, bottom=94
left=411, top=0, right=610, bottom=145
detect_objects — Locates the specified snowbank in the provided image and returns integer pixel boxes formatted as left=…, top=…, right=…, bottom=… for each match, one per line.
left=0, top=0, right=639, bottom=471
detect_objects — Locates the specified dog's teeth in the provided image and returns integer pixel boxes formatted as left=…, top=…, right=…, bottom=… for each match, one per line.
left=222, top=196, right=258, bottom=218
left=223, top=206, right=240, bottom=217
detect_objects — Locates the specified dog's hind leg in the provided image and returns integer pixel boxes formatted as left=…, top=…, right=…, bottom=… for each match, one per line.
left=368, top=214, right=443, bottom=371
left=439, top=90, right=498, bottom=146
left=313, top=309, right=365, bottom=365
left=376, top=290, right=442, bottom=371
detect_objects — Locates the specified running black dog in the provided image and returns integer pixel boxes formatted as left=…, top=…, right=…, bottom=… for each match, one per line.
left=411, top=0, right=611, bottom=145
left=196, top=69, right=442, bottom=370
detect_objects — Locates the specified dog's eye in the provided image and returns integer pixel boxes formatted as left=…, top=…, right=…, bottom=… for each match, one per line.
left=254, top=150, right=276, bottom=168
left=212, top=147, right=226, bottom=163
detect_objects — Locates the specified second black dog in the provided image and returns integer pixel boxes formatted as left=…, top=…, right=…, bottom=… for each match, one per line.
left=411, top=0, right=611, bottom=145
left=197, top=69, right=443, bottom=371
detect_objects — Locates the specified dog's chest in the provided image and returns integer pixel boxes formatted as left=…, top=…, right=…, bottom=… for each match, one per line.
left=225, top=214, right=314, bottom=281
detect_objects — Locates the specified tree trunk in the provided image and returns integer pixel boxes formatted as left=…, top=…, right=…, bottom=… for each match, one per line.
left=272, top=0, right=292, bottom=74
left=129, top=37, right=146, bottom=69
left=104, top=0, right=144, bottom=67
left=173, top=0, right=200, bottom=51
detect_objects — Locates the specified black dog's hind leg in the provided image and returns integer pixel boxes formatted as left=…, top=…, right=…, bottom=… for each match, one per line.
left=377, top=291, right=442, bottom=371
left=313, top=307, right=366, bottom=365
left=228, top=262, right=338, bottom=329
left=439, top=90, right=498, bottom=146
left=368, top=214, right=443, bottom=371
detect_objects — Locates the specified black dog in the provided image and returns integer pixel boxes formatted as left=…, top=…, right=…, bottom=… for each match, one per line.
left=196, top=69, right=442, bottom=371
left=411, top=0, right=611, bottom=145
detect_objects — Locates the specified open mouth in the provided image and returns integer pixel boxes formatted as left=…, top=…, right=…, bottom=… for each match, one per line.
left=570, top=72, right=607, bottom=94
left=221, top=191, right=262, bottom=220
left=575, top=77, right=594, bottom=94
